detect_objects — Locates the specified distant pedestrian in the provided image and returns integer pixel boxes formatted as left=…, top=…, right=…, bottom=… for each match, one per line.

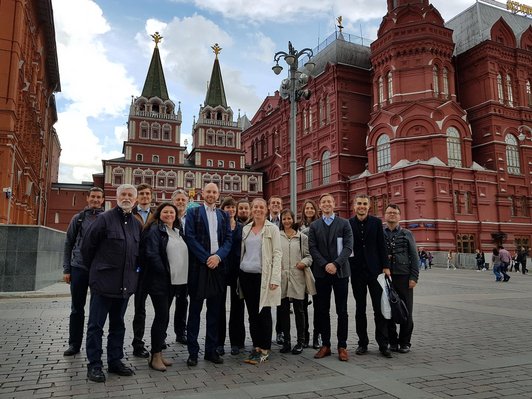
left=418, top=248, right=428, bottom=270
left=518, top=247, right=528, bottom=275
left=446, top=250, right=456, bottom=270
left=492, top=248, right=503, bottom=281
left=62, top=187, right=105, bottom=357
left=475, top=249, right=486, bottom=272
left=498, top=245, right=511, bottom=282
left=82, top=184, right=142, bottom=383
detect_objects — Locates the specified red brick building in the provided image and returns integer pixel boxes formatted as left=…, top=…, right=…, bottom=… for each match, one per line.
left=47, top=38, right=262, bottom=228
left=0, top=0, right=61, bottom=225
left=242, top=0, right=532, bottom=253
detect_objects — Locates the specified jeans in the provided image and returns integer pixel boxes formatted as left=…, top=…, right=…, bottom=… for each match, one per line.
left=68, top=267, right=89, bottom=349
left=314, top=274, right=349, bottom=348
left=351, top=266, right=389, bottom=349
left=86, top=293, right=129, bottom=368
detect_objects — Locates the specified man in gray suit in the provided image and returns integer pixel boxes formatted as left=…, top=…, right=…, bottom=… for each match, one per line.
left=308, top=193, right=353, bottom=361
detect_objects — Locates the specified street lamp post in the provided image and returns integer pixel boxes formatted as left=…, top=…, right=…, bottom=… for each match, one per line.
left=273, top=41, right=315, bottom=213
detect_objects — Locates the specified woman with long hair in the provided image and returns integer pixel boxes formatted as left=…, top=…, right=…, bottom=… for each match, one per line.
left=278, top=209, right=313, bottom=355
left=240, top=198, right=282, bottom=364
left=140, top=202, right=188, bottom=371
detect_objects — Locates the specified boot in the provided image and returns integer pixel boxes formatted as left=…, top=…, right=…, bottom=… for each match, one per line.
left=149, top=352, right=167, bottom=372
left=161, top=354, right=173, bottom=367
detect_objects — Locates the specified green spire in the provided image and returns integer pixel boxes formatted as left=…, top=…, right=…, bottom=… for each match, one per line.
left=204, top=43, right=227, bottom=108
left=141, top=32, right=169, bottom=101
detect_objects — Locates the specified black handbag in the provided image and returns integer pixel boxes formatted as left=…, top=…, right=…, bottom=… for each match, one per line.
left=385, top=275, right=409, bottom=324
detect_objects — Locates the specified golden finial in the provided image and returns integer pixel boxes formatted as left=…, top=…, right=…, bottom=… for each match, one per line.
left=211, top=43, right=222, bottom=58
left=337, top=16, right=344, bottom=33
left=151, top=32, right=163, bottom=47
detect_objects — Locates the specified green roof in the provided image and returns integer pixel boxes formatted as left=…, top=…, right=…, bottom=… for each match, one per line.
left=141, top=46, right=169, bottom=100
left=204, top=58, right=227, bottom=108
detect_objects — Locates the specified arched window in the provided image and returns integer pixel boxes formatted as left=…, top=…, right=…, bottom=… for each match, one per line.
left=442, top=67, right=449, bottom=97
left=249, top=176, right=258, bottom=193
left=497, top=74, right=504, bottom=104
left=226, top=132, right=235, bottom=147
left=376, top=134, right=391, bottom=172
left=319, top=98, right=325, bottom=127
left=162, top=125, right=171, bottom=141
left=206, top=129, right=215, bottom=145
left=232, top=176, right=241, bottom=192
left=447, top=127, right=462, bottom=167
left=506, top=74, right=513, bottom=107
left=157, top=171, right=166, bottom=188
left=212, top=174, right=221, bottom=188
left=152, top=155, right=159, bottom=163
left=133, top=169, right=143, bottom=186
left=433, top=65, right=439, bottom=95
left=387, top=71, right=393, bottom=103
left=505, top=134, right=520, bottom=174
left=151, top=123, right=160, bottom=140
left=526, top=80, right=532, bottom=106
left=216, top=131, right=225, bottom=146
left=202, top=173, right=212, bottom=186
left=167, top=172, right=176, bottom=188
left=140, top=122, right=149, bottom=139
left=305, top=158, right=313, bottom=190
left=322, top=150, right=331, bottom=185
left=223, top=175, right=231, bottom=191
left=136, top=153, right=143, bottom=161
left=168, top=156, right=175, bottom=164
left=113, top=167, right=124, bottom=186
left=378, top=76, right=384, bottom=105
left=144, top=170, right=153, bottom=186
left=185, top=172, right=194, bottom=189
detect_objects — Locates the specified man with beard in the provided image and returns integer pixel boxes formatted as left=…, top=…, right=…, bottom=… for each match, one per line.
left=82, top=184, right=142, bottom=382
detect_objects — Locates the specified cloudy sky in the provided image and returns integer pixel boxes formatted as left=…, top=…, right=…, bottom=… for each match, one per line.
left=52, top=0, right=488, bottom=183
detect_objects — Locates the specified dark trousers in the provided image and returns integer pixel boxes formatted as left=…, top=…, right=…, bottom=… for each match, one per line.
left=217, top=282, right=246, bottom=348
left=278, top=297, right=306, bottom=344
left=131, top=283, right=149, bottom=350
left=149, top=293, right=170, bottom=353
left=239, top=271, right=272, bottom=350
left=351, top=266, right=389, bottom=348
left=305, top=294, right=319, bottom=342
left=387, top=274, right=414, bottom=347
left=314, top=274, right=349, bottom=348
left=86, top=293, right=129, bottom=368
left=168, top=284, right=188, bottom=337
left=68, top=267, right=89, bottom=349
left=187, top=294, right=222, bottom=358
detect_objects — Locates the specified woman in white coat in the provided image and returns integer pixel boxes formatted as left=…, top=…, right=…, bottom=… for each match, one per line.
left=278, top=209, right=314, bottom=355
left=240, top=198, right=282, bottom=364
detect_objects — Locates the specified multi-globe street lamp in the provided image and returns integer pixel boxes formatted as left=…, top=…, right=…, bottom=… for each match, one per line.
left=272, top=41, right=315, bottom=213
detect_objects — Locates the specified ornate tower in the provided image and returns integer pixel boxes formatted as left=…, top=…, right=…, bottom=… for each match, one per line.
left=368, top=0, right=472, bottom=173
left=188, top=44, right=247, bottom=192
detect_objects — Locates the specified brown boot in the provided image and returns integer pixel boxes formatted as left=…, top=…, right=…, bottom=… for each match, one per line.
left=161, top=354, right=173, bottom=367
left=149, top=352, right=166, bottom=372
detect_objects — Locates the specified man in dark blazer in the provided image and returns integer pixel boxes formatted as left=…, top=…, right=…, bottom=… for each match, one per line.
left=184, top=183, right=232, bottom=366
left=308, top=193, right=353, bottom=362
left=348, top=194, right=391, bottom=358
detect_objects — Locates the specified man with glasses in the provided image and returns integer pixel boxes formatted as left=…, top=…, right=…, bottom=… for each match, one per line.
left=348, top=194, right=391, bottom=358
left=383, top=204, right=419, bottom=354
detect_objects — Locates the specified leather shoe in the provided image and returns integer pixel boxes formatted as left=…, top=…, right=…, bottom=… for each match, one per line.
left=380, top=347, right=393, bottom=358
left=280, top=344, right=292, bottom=353
left=87, top=366, right=106, bottom=383
left=63, top=345, right=80, bottom=356
left=314, top=346, right=331, bottom=359
left=204, top=353, right=224, bottom=364
left=187, top=356, right=198, bottom=367
left=398, top=345, right=410, bottom=353
left=176, top=335, right=187, bottom=345
left=133, top=347, right=149, bottom=358
left=108, top=362, right=134, bottom=376
left=338, top=347, right=349, bottom=361
left=355, top=346, right=368, bottom=355
left=389, top=344, right=399, bottom=352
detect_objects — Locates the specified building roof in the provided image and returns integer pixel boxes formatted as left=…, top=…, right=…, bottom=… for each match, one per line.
left=141, top=44, right=169, bottom=100
left=204, top=57, right=228, bottom=108
left=307, top=32, right=372, bottom=77
left=446, top=0, right=532, bottom=55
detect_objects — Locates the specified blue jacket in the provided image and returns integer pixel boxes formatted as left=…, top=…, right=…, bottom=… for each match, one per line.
left=81, top=206, right=142, bottom=298
left=63, top=207, right=104, bottom=273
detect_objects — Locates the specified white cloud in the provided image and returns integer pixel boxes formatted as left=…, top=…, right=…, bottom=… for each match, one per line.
left=52, top=0, right=138, bottom=182
left=248, top=32, right=276, bottom=63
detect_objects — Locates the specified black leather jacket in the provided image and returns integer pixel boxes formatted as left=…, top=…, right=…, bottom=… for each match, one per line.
left=383, top=225, right=419, bottom=282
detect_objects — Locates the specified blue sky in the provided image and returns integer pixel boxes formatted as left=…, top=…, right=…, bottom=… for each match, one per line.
left=51, top=0, right=491, bottom=183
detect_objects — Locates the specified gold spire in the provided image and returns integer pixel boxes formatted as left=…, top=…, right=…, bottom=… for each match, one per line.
left=337, top=16, right=344, bottom=33
left=151, top=32, right=163, bottom=48
left=211, top=43, right=222, bottom=59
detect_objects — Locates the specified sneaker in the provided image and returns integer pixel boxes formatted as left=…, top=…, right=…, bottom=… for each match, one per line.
left=291, top=343, right=303, bottom=355
left=280, top=343, right=291, bottom=353
left=258, top=350, right=270, bottom=363
left=244, top=348, right=261, bottom=364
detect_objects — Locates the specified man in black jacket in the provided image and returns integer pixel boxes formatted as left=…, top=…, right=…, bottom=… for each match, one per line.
left=383, top=204, right=419, bottom=354
left=82, top=184, right=142, bottom=383
left=348, top=194, right=391, bottom=357
left=62, top=187, right=104, bottom=356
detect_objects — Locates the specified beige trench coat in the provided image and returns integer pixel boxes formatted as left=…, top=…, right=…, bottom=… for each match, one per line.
left=241, top=220, right=282, bottom=312
left=279, top=230, right=314, bottom=300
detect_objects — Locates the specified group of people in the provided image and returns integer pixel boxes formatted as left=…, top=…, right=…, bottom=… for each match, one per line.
left=62, top=184, right=420, bottom=383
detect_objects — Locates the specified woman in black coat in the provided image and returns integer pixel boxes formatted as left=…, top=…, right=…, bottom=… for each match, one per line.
left=140, top=202, right=188, bottom=371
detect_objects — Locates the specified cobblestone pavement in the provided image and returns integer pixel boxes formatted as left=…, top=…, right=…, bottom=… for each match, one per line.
left=1, top=268, right=531, bottom=399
